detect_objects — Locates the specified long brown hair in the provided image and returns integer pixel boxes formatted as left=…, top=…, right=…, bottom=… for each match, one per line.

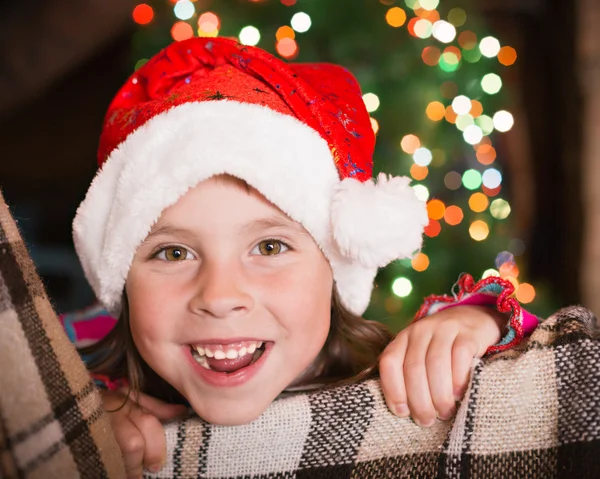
left=81, top=288, right=393, bottom=404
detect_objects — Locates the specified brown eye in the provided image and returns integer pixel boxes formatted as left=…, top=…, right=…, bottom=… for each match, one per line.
left=156, top=246, right=193, bottom=261
left=258, top=240, right=281, bottom=256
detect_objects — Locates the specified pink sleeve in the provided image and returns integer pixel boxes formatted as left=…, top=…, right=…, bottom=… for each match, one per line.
left=414, top=274, right=542, bottom=355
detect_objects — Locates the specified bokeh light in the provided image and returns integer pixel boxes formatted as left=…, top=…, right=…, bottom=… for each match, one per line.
left=411, top=252, right=430, bottom=272
left=401, top=134, right=420, bottom=154
left=198, top=12, right=220, bottom=36
left=432, top=20, right=456, bottom=43
left=439, top=51, right=460, bottom=72
left=476, top=144, right=497, bottom=165
left=481, top=73, right=502, bottom=94
left=444, top=171, right=462, bottom=190
left=444, top=106, right=458, bottom=124
left=422, top=46, right=441, bottom=66
left=410, top=164, right=429, bottom=180
left=516, top=283, right=536, bottom=303
left=174, top=0, right=195, bottom=20
left=386, top=7, right=407, bottom=27
left=413, top=147, right=433, bottom=166
left=490, top=198, right=511, bottom=219
left=455, top=114, right=474, bottom=131
left=276, top=25, right=295, bottom=40
left=426, top=101, right=446, bottom=121
left=276, top=37, right=298, bottom=58
left=463, top=125, right=483, bottom=145
left=444, top=205, right=464, bottom=225
left=458, top=31, right=477, bottom=49
left=462, top=169, right=483, bottom=190
left=475, top=114, right=494, bottom=135
left=448, top=7, right=466, bottom=26
left=412, top=184, right=430, bottom=202
left=414, top=19, right=433, bottom=38
left=469, top=220, right=490, bottom=241
left=370, top=117, right=379, bottom=134
left=482, top=268, right=500, bottom=278
left=468, top=192, right=489, bottom=212
left=470, top=100, right=483, bottom=117
left=392, top=277, right=413, bottom=297
left=498, top=46, right=517, bottom=66
left=291, top=12, right=311, bottom=32
left=420, top=0, right=440, bottom=9
left=133, top=4, right=154, bottom=25
left=452, top=95, right=471, bottom=115
left=493, top=110, right=514, bottom=132
left=171, top=21, right=194, bottom=41
left=479, top=36, right=501, bottom=57
left=427, top=199, right=446, bottom=220
left=239, top=26, right=260, bottom=46
left=482, top=168, right=502, bottom=188
left=363, top=93, right=380, bottom=112
left=424, top=218, right=441, bottom=237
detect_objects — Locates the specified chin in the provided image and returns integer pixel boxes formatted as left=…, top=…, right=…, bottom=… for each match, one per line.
left=188, top=397, right=270, bottom=426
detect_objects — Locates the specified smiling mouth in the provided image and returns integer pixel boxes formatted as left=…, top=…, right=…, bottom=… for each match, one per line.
left=190, top=341, right=267, bottom=373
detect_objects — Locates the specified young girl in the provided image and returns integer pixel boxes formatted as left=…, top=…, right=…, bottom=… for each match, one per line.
left=68, top=37, right=538, bottom=477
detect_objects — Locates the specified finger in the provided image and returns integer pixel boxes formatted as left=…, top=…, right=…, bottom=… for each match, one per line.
left=403, top=328, right=437, bottom=427
left=120, top=388, right=188, bottom=421
left=379, top=333, right=410, bottom=417
left=111, top=415, right=146, bottom=479
left=426, top=329, right=458, bottom=421
left=128, top=406, right=168, bottom=473
left=451, top=335, right=479, bottom=402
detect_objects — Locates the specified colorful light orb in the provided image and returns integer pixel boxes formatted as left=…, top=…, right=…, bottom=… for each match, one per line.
left=432, top=20, right=456, bottom=43
left=414, top=19, right=433, bottom=38
left=482, top=268, right=500, bottom=279
left=413, top=184, right=430, bottom=202
left=469, top=192, right=489, bottom=212
left=444, top=171, right=462, bottom=190
left=476, top=114, right=494, bottom=135
left=404, top=0, right=419, bottom=9
left=413, top=147, right=433, bottom=166
left=479, top=36, right=501, bottom=58
left=370, top=117, right=379, bottom=134
left=422, top=46, right=441, bottom=66
left=490, top=198, right=511, bottom=219
left=172, top=21, right=194, bottom=41
left=174, top=0, right=195, bottom=21
left=495, top=252, right=515, bottom=270
left=291, top=12, right=311, bottom=32
left=133, top=4, right=154, bottom=25
left=276, top=25, right=295, bottom=41
left=470, top=100, right=483, bottom=117
left=452, top=95, right=471, bottom=115
left=412, top=252, right=430, bottom=272
left=463, top=124, right=483, bottom=145
left=239, top=26, right=260, bottom=46
left=386, top=7, right=407, bottom=27
left=427, top=199, right=446, bottom=220
left=469, top=220, right=490, bottom=241
left=401, top=134, right=421, bottom=154
left=439, top=52, right=460, bottom=72
left=462, top=47, right=482, bottom=63
left=481, top=73, right=502, bottom=94
left=392, top=277, right=413, bottom=297
left=276, top=37, right=298, bottom=58
left=198, top=12, right=220, bottom=36
left=426, top=101, right=446, bottom=121
left=363, top=93, right=380, bottom=112
left=410, top=164, right=429, bottom=180
left=462, top=169, right=482, bottom=190
left=493, top=110, right=514, bottom=132
left=516, top=283, right=536, bottom=303
left=476, top=144, right=497, bottom=165
left=424, top=218, right=442, bottom=237
left=448, top=7, right=467, bottom=26
left=458, top=30, right=477, bottom=49
left=444, top=105, right=458, bottom=124
left=483, top=168, right=502, bottom=189
left=455, top=114, right=474, bottom=131
left=444, top=205, right=464, bottom=225
left=498, top=46, right=518, bottom=66
left=420, top=0, right=439, bottom=9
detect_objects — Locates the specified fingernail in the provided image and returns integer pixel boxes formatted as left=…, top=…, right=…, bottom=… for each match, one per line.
left=437, top=408, right=455, bottom=421
left=148, top=463, right=163, bottom=473
left=393, top=403, right=410, bottom=417
left=454, top=389, right=465, bottom=402
left=414, top=417, right=435, bottom=428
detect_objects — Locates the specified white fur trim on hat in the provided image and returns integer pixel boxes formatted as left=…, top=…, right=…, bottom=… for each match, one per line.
left=73, top=100, right=426, bottom=317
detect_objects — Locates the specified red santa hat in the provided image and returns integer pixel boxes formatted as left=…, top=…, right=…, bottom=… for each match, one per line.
left=73, top=37, right=428, bottom=317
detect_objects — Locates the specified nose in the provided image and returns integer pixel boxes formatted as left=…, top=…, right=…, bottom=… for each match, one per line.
left=189, top=261, right=254, bottom=319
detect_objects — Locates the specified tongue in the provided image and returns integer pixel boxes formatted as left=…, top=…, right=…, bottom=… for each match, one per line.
left=207, top=354, right=255, bottom=373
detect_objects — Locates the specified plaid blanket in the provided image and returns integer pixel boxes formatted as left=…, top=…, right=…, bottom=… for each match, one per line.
left=0, top=191, right=125, bottom=479
left=1, top=189, right=599, bottom=478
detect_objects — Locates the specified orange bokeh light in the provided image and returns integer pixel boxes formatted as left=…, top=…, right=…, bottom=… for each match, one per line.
left=422, top=46, right=441, bottom=66
left=444, top=205, right=464, bottom=226
left=410, top=164, right=429, bottom=180
left=476, top=144, right=497, bottom=165
left=469, top=192, right=490, bottom=212
left=424, top=219, right=442, bottom=238
left=171, top=22, right=194, bottom=42
left=407, top=17, right=419, bottom=37
left=516, top=283, right=535, bottom=303
left=470, top=100, right=483, bottom=117
left=198, top=12, right=220, bottom=32
left=458, top=31, right=477, bottom=50
left=400, top=134, right=421, bottom=154
left=482, top=185, right=501, bottom=196
left=386, top=7, right=407, bottom=27
left=276, top=25, right=295, bottom=41
left=133, top=4, right=154, bottom=25
left=500, top=262, right=520, bottom=278
left=412, top=253, right=430, bottom=272
left=427, top=199, right=446, bottom=220
left=426, top=101, right=446, bottom=121
left=498, top=46, right=518, bottom=66
left=445, top=106, right=458, bottom=124
left=276, top=38, right=298, bottom=58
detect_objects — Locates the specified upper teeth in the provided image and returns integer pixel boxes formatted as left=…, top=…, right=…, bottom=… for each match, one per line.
left=193, top=341, right=263, bottom=360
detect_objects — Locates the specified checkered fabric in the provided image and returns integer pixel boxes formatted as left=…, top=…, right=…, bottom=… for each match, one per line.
left=0, top=190, right=125, bottom=479
left=149, top=307, right=600, bottom=479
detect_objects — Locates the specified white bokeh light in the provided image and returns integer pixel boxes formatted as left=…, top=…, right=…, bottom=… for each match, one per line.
left=493, top=110, right=514, bottom=132
left=291, top=12, right=311, bottom=33
left=412, top=184, right=430, bottom=202
left=174, top=0, right=195, bottom=20
left=482, top=168, right=503, bottom=188
left=239, top=26, right=260, bottom=46
left=452, top=95, right=471, bottom=115
left=413, top=147, right=433, bottom=166
left=432, top=20, right=456, bottom=43
left=362, top=93, right=380, bottom=112
left=463, top=125, right=484, bottom=145
left=479, top=36, right=501, bottom=58
left=392, top=277, right=413, bottom=297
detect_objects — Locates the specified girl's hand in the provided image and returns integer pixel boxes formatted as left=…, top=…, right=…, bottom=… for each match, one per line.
left=379, top=305, right=505, bottom=427
left=101, top=388, right=188, bottom=479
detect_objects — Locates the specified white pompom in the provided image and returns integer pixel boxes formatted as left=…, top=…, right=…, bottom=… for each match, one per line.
left=331, top=173, right=429, bottom=267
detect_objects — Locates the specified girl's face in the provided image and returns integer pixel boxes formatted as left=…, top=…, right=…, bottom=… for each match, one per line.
left=126, top=176, right=333, bottom=425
